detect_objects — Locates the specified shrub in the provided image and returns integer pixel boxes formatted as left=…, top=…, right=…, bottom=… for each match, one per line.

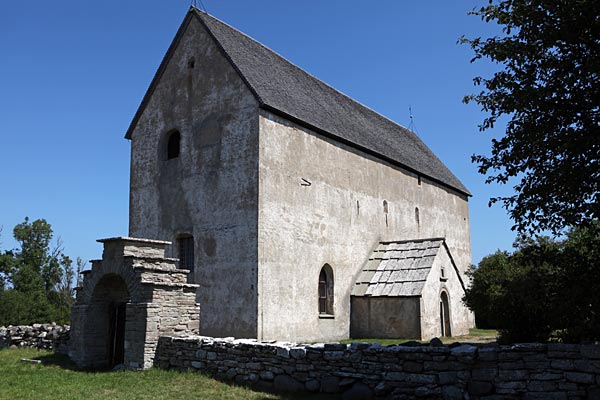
left=464, top=225, right=600, bottom=343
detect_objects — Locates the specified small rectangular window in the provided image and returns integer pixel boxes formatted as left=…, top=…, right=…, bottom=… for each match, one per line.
left=319, top=279, right=327, bottom=313
left=178, top=236, right=194, bottom=272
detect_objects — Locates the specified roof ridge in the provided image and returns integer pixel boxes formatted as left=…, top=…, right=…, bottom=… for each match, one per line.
left=193, top=9, right=418, bottom=138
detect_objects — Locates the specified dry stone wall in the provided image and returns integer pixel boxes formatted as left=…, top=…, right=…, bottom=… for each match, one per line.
left=0, top=324, right=69, bottom=352
left=155, top=335, right=600, bottom=399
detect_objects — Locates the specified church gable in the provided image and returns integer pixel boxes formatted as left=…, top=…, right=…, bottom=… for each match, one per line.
left=126, top=10, right=261, bottom=339
left=126, top=11, right=257, bottom=142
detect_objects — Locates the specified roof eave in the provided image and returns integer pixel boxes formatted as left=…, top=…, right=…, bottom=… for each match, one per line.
left=442, top=240, right=468, bottom=291
left=260, top=104, right=472, bottom=197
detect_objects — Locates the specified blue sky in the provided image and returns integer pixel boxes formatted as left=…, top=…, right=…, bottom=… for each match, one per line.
left=0, top=0, right=515, bottom=268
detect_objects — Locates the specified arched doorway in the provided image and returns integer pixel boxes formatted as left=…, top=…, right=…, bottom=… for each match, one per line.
left=89, top=274, right=131, bottom=368
left=440, top=291, right=451, bottom=337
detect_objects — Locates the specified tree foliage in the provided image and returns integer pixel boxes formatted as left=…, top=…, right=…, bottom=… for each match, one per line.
left=0, top=218, right=75, bottom=325
left=464, top=224, right=600, bottom=343
left=463, top=0, right=600, bottom=233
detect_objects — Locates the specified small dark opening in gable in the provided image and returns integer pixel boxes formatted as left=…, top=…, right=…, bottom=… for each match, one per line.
left=167, top=130, right=180, bottom=160
left=188, top=57, right=195, bottom=69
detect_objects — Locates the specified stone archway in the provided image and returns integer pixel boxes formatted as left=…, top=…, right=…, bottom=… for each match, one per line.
left=69, top=237, right=200, bottom=369
left=88, top=274, right=131, bottom=368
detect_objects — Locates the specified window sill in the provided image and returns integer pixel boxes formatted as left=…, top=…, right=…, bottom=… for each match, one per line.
left=319, top=314, right=335, bottom=319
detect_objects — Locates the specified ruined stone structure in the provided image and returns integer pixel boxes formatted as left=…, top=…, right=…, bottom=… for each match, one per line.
left=70, top=238, right=199, bottom=368
left=71, top=6, right=475, bottom=367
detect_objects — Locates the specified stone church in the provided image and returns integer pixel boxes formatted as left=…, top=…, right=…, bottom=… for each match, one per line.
left=70, top=7, right=474, bottom=369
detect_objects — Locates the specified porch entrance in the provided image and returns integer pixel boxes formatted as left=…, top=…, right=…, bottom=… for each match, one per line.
left=108, top=302, right=127, bottom=367
left=440, top=292, right=451, bottom=337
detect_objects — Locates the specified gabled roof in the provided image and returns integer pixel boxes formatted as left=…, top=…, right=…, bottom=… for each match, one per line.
left=352, top=238, right=465, bottom=297
left=125, top=7, right=470, bottom=196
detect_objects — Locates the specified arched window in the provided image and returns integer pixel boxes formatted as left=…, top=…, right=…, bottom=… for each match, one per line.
left=318, top=264, right=334, bottom=315
left=415, top=207, right=420, bottom=226
left=166, top=130, right=180, bottom=160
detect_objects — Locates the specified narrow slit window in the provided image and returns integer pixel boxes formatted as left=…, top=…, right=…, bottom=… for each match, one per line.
left=167, top=130, right=180, bottom=160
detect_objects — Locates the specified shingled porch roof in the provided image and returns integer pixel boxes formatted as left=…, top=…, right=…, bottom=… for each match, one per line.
left=352, top=238, right=446, bottom=297
left=125, top=8, right=470, bottom=197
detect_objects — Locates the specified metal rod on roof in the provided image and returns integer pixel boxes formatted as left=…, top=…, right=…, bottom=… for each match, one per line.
left=408, top=105, right=419, bottom=134
left=198, top=0, right=208, bottom=12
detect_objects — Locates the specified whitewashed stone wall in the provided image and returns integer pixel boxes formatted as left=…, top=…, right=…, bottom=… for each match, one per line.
left=155, top=335, right=600, bottom=399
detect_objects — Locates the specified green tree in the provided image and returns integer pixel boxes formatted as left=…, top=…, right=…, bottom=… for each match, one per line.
left=462, top=0, right=600, bottom=234
left=464, top=240, right=560, bottom=343
left=554, top=223, right=600, bottom=341
left=463, top=251, right=511, bottom=329
left=464, top=226, right=600, bottom=343
left=0, top=217, right=75, bottom=325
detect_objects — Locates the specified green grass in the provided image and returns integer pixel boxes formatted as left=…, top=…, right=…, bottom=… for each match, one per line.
left=339, top=338, right=418, bottom=346
left=341, top=328, right=498, bottom=346
left=467, top=328, right=498, bottom=337
left=0, top=348, right=336, bottom=400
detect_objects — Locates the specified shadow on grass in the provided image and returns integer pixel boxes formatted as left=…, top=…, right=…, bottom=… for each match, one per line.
left=35, top=352, right=115, bottom=373
left=31, top=352, right=340, bottom=399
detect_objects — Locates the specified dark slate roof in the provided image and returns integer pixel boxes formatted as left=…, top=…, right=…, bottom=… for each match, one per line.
left=125, top=8, right=470, bottom=196
left=352, top=238, right=445, bottom=297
